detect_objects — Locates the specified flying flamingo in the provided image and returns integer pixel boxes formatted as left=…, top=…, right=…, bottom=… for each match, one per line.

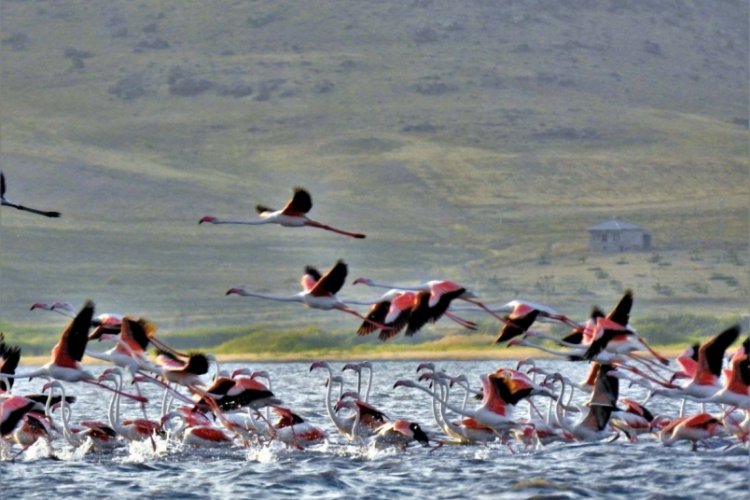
left=352, top=277, right=498, bottom=314
left=0, top=171, right=61, bottom=218
left=199, top=186, right=366, bottom=239
left=227, top=260, right=394, bottom=331
left=7, top=302, right=147, bottom=403
left=691, top=332, right=749, bottom=410
left=580, top=290, right=669, bottom=365
left=0, top=333, right=21, bottom=394
left=493, top=300, right=581, bottom=344
left=31, top=301, right=123, bottom=334
left=352, top=278, right=482, bottom=332
left=356, top=290, right=417, bottom=340
left=1, top=395, right=46, bottom=439
left=406, top=289, right=478, bottom=335
left=619, top=325, right=740, bottom=414
left=194, top=374, right=282, bottom=412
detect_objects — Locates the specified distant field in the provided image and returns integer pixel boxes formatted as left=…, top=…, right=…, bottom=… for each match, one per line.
left=1, top=1, right=747, bottom=353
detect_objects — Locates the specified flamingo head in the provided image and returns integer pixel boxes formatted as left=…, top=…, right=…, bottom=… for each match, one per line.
left=394, top=420, right=430, bottom=446
left=416, top=362, right=435, bottom=373
left=393, top=379, right=417, bottom=390
left=250, top=370, right=271, bottom=380
left=30, top=302, right=52, bottom=311
left=309, top=360, right=331, bottom=372
left=449, top=374, right=469, bottom=388
left=50, top=302, right=76, bottom=313
left=231, top=367, right=253, bottom=378
left=515, top=357, right=536, bottom=371
left=352, top=277, right=373, bottom=286
left=341, top=362, right=361, bottom=373
left=225, top=287, right=245, bottom=296
left=198, top=215, right=217, bottom=224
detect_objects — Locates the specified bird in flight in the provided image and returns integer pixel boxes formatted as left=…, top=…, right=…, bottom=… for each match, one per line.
left=1, top=171, right=61, bottom=218
left=199, top=187, right=366, bottom=239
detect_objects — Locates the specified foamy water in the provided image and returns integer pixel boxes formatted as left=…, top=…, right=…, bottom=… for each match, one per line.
left=3, top=360, right=749, bottom=498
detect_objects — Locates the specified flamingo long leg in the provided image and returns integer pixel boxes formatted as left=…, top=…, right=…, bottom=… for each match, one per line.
left=443, top=311, right=478, bottom=330
left=303, top=219, right=366, bottom=239
left=81, top=379, right=148, bottom=403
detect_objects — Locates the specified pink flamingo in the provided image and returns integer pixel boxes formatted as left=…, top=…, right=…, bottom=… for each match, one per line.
left=659, top=413, right=723, bottom=450
left=8, top=302, right=146, bottom=403
left=227, top=260, right=394, bottom=331
left=199, top=186, right=366, bottom=239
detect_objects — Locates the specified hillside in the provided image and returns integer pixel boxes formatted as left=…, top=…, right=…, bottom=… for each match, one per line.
left=0, top=1, right=747, bottom=352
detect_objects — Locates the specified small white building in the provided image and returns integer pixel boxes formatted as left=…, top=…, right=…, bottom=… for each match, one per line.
left=587, top=219, right=651, bottom=253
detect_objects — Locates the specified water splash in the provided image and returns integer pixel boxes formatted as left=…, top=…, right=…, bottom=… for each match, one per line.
left=115, top=436, right=170, bottom=463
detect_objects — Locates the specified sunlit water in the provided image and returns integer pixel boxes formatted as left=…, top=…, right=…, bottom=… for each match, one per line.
left=3, top=360, right=748, bottom=498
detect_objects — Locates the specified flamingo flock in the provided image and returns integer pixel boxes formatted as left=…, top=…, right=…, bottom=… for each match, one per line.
left=1, top=183, right=748, bottom=460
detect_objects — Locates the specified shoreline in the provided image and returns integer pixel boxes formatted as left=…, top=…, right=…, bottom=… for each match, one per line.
left=15, top=346, right=687, bottom=366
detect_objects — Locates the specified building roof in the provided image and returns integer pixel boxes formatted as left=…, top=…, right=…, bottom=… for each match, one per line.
left=587, top=219, right=646, bottom=232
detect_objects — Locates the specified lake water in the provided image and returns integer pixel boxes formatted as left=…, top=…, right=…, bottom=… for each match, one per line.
left=2, top=359, right=748, bottom=499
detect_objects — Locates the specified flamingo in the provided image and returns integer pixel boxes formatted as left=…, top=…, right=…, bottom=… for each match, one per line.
left=394, top=376, right=496, bottom=444
left=545, top=366, right=620, bottom=442
left=1, top=395, right=46, bottom=438
left=342, top=361, right=373, bottom=402
left=30, top=301, right=123, bottom=333
left=42, top=381, right=119, bottom=450
left=269, top=407, right=327, bottom=448
left=373, top=419, right=430, bottom=449
left=310, top=361, right=366, bottom=440
left=494, top=300, right=580, bottom=344
left=692, top=333, right=749, bottom=410
left=407, top=289, right=478, bottom=335
left=620, top=326, right=741, bottom=414
left=659, top=413, right=723, bottom=450
left=9, top=412, right=54, bottom=456
left=0, top=333, right=21, bottom=394
left=7, top=302, right=147, bottom=403
left=610, top=399, right=658, bottom=441
left=98, top=368, right=161, bottom=443
left=153, top=350, right=212, bottom=388
left=160, top=410, right=234, bottom=447
left=227, top=260, right=394, bottom=331
left=84, top=317, right=160, bottom=375
left=335, top=392, right=390, bottom=439
left=352, top=277, right=502, bottom=324
left=199, top=186, right=366, bottom=239
left=194, top=374, right=281, bottom=412
left=356, top=290, right=417, bottom=340
left=0, top=171, right=61, bottom=217
left=582, top=290, right=669, bottom=365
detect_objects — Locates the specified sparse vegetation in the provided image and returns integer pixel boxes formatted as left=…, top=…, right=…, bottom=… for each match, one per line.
left=0, top=1, right=747, bottom=355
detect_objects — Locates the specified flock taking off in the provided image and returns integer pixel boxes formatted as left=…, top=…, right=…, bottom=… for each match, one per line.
left=1, top=179, right=748, bottom=460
